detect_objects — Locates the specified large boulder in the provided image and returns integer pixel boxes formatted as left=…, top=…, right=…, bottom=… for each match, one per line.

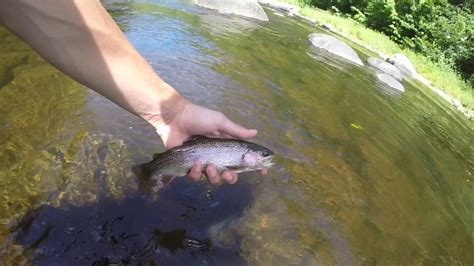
left=387, top=53, right=417, bottom=78
left=308, top=34, right=363, bottom=66
left=376, top=73, right=405, bottom=93
left=368, top=57, right=403, bottom=81
left=194, top=0, right=268, bottom=21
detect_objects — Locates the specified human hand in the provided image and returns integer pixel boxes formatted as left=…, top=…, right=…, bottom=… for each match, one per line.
left=151, top=99, right=268, bottom=184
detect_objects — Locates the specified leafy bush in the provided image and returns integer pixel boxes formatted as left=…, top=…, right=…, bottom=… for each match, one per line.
left=304, top=0, right=473, bottom=85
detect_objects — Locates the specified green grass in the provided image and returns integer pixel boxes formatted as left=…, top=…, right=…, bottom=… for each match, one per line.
left=277, top=0, right=474, bottom=110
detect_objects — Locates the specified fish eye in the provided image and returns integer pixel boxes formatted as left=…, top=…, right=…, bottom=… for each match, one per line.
left=262, top=150, right=270, bottom=157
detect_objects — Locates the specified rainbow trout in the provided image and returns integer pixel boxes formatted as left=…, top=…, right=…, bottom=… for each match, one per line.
left=133, top=135, right=274, bottom=187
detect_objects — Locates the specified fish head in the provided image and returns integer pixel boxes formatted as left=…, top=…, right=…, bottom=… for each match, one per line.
left=242, top=144, right=275, bottom=168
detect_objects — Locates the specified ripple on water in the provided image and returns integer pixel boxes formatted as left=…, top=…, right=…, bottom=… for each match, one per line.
left=1, top=1, right=473, bottom=265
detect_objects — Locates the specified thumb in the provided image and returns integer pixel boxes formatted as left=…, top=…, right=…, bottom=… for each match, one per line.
left=219, top=117, right=257, bottom=139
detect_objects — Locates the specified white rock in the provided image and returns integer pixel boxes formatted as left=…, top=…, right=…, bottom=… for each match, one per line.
left=308, top=34, right=363, bottom=65
left=388, top=53, right=417, bottom=78
left=377, top=73, right=405, bottom=92
left=368, top=57, right=403, bottom=81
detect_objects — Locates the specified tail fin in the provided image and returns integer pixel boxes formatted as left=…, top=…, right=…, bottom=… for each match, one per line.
left=134, top=162, right=160, bottom=195
left=133, top=162, right=176, bottom=189
left=132, top=162, right=154, bottom=180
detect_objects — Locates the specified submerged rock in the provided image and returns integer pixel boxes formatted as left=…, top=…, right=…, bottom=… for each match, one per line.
left=308, top=34, right=363, bottom=65
left=387, top=53, right=417, bottom=78
left=194, top=0, right=269, bottom=21
left=376, top=73, right=405, bottom=93
left=368, top=57, right=403, bottom=81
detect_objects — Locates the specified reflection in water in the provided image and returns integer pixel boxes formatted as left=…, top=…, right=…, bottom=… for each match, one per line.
left=1, top=1, right=473, bottom=265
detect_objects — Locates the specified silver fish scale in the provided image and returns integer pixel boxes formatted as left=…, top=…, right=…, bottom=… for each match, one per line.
left=156, top=144, right=251, bottom=176
left=140, top=137, right=273, bottom=180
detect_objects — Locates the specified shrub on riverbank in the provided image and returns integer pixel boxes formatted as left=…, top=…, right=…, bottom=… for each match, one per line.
left=279, top=0, right=473, bottom=110
left=302, top=0, right=473, bottom=85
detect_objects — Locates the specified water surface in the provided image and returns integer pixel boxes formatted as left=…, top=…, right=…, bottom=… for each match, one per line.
left=0, top=1, right=473, bottom=265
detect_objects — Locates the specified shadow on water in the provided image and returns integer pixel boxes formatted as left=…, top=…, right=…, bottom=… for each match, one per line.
left=11, top=177, right=254, bottom=265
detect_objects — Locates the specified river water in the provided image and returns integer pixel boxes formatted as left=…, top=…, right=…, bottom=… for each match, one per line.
left=0, top=1, right=472, bottom=265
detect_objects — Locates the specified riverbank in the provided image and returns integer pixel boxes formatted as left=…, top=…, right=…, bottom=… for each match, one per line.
left=262, top=0, right=473, bottom=120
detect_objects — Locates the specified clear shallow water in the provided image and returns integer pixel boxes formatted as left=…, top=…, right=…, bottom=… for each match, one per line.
left=0, top=1, right=473, bottom=265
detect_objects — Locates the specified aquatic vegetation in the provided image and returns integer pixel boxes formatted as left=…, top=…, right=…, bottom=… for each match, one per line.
left=0, top=2, right=472, bottom=264
left=0, top=26, right=87, bottom=261
left=47, top=133, right=138, bottom=208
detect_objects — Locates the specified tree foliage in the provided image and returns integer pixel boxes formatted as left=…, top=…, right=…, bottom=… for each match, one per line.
left=305, top=0, right=473, bottom=83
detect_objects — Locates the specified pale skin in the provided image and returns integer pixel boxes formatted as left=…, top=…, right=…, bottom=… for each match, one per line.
left=0, top=0, right=267, bottom=184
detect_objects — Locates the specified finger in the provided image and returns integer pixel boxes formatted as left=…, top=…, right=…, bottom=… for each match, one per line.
left=219, top=117, right=257, bottom=139
left=221, top=170, right=234, bottom=183
left=187, top=161, right=202, bottom=181
left=206, top=164, right=219, bottom=184
left=259, top=169, right=268, bottom=176
left=229, top=172, right=238, bottom=184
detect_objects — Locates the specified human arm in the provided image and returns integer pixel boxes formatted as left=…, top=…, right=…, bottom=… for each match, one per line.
left=0, top=0, right=266, bottom=183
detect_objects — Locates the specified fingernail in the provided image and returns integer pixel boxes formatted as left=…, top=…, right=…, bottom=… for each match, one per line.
left=222, top=171, right=232, bottom=182
left=206, top=164, right=218, bottom=183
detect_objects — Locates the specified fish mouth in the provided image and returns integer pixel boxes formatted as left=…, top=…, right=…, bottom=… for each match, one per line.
left=260, top=155, right=275, bottom=168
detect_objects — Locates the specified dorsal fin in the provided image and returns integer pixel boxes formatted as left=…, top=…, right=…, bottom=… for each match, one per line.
left=183, top=135, right=208, bottom=144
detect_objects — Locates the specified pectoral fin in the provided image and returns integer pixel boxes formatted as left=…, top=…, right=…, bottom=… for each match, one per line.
left=225, top=164, right=264, bottom=174
left=225, top=165, right=254, bottom=173
left=225, top=165, right=244, bottom=171
left=132, top=162, right=154, bottom=180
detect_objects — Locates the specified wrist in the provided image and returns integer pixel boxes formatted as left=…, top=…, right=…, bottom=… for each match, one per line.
left=140, top=83, right=189, bottom=131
